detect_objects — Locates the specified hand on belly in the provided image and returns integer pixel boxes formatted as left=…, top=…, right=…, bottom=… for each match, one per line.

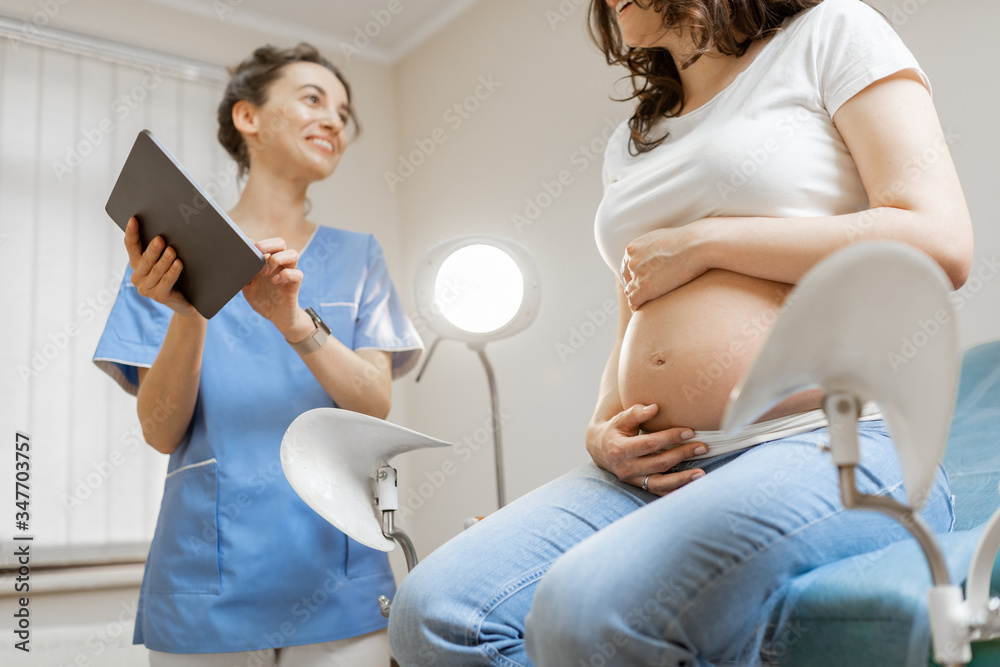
left=618, top=268, right=823, bottom=432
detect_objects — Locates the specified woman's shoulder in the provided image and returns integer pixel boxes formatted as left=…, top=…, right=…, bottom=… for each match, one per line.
left=310, top=223, right=372, bottom=244
left=772, top=0, right=903, bottom=76
left=789, top=0, right=894, bottom=35
left=302, top=225, right=393, bottom=280
left=307, top=224, right=376, bottom=256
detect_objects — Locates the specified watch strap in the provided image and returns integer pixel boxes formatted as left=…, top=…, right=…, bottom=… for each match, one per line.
left=288, top=307, right=330, bottom=355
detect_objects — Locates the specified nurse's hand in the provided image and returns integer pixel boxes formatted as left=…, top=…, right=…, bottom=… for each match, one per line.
left=586, top=403, right=707, bottom=496
left=124, top=217, right=199, bottom=317
left=620, top=223, right=709, bottom=311
left=243, top=237, right=304, bottom=332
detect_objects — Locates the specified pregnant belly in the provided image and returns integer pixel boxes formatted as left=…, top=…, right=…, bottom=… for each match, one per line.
left=618, top=268, right=823, bottom=432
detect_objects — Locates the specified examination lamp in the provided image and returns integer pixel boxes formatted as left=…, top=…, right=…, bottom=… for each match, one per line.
left=413, top=234, right=542, bottom=509
left=723, top=241, right=997, bottom=667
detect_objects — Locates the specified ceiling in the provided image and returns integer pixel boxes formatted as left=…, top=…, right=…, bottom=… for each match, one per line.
left=145, top=0, right=483, bottom=64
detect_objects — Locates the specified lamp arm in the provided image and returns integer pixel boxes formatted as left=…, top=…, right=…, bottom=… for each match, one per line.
left=415, top=336, right=443, bottom=383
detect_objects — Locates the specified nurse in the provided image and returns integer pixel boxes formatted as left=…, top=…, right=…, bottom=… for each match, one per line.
left=93, top=43, right=423, bottom=665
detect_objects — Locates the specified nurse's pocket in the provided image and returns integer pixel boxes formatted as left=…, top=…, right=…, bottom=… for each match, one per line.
left=148, top=459, right=221, bottom=595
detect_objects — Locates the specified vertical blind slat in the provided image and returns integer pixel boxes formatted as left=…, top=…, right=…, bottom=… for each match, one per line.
left=34, top=48, right=80, bottom=545
left=70, top=55, right=117, bottom=545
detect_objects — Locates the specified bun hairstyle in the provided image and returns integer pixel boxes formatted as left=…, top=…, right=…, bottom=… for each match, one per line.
left=217, top=42, right=359, bottom=179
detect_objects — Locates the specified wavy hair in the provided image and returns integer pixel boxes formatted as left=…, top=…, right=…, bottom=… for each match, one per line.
left=589, top=0, right=825, bottom=155
left=217, top=42, right=359, bottom=179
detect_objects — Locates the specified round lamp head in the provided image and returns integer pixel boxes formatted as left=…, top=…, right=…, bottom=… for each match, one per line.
left=415, top=235, right=541, bottom=344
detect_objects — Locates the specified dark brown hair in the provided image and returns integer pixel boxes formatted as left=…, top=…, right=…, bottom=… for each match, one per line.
left=217, top=42, right=359, bottom=179
left=589, top=0, right=823, bottom=155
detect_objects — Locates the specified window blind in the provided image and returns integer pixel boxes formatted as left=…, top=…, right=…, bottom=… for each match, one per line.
left=0, top=22, right=241, bottom=562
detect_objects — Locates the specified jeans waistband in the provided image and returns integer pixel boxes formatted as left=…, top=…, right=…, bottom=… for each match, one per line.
left=677, top=402, right=882, bottom=460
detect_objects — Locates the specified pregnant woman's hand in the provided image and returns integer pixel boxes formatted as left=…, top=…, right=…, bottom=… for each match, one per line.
left=586, top=404, right=707, bottom=496
left=124, top=217, right=199, bottom=317
left=621, top=223, right=709, bottom=311
left=243, top=237, right=304, bottom=332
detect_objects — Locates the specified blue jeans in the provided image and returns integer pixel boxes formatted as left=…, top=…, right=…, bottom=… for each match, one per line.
left=388, top=420, right=954, bottom=666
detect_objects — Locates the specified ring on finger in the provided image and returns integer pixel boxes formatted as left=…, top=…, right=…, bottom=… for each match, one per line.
left=641, top=475, right=650, bottom=492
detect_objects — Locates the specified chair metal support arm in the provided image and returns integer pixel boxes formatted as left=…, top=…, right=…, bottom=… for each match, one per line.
left=381, top=510, right=418, bottom=572
left=837, top=466, right=951, bottom=589
left=835, top=470, right=969, bottom=666
left=826, top=392, right=968, bottom=665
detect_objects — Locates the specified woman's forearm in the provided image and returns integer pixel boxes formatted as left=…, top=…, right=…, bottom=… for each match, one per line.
left=280, top=308, right=392, bottom=418
left=136, top=311, right=207, bottom=455
left=699, top=207, right=973, bottom=290
left=299, top=341, right=391, bottom=418
left=699, top=72, right=973, bottom=291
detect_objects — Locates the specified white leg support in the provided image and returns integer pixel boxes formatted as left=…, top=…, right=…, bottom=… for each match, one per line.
left=928, top=585, right=972, bottom=665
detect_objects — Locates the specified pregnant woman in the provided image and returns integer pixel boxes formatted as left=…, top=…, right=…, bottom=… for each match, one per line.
left=94, top=44, right=422, bottom=664
left=388, top=0, right=973, bottom=665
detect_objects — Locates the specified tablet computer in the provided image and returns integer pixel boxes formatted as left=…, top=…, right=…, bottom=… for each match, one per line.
left=106, top=129, right=264, bottom=319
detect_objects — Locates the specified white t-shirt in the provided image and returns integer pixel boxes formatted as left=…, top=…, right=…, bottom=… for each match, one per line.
left=597, top=0, right=920, bottom=453
left=595, top=0, right=931, bottom=278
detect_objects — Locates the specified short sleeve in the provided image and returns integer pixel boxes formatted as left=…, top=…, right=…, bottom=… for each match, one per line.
left=815, top=0, right=932, bottom=118
left=354, top=236, right=424, bottom=379
left=92, top=264, right=172, bottom=396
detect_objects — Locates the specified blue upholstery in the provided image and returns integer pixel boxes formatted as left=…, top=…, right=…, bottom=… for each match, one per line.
left=769, top=339, right=1000, bottom=667
left=942, top=342, right=1000, bottom=531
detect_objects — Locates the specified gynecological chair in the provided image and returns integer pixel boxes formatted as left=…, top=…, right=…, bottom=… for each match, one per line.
left=281, top=241, right=1000, bottom=666
left=723, top=241, right=1000, bottom=666
left=280, top=409, right=450, bottom=617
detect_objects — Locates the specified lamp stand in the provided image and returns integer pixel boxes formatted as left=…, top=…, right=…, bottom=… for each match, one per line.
left=470, top=342, right=507, bottom=509
left=415, top=338, right=508, bottom=510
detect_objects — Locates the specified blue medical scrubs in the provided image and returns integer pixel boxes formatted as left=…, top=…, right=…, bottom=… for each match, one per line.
left=93, top=226, right=423, bottom=653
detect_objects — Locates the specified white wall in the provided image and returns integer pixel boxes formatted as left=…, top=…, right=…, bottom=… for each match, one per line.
left=391, top=0, right=1000, bottom=560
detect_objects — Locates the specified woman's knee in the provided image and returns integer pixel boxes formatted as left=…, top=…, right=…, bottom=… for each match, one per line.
left=525, top=556, right=596, bottom=664
left=525, top=544, right=684, bottom=666
left=387, top=558, right=455, bottom=662
left=390, top=549, right=542, bottom=666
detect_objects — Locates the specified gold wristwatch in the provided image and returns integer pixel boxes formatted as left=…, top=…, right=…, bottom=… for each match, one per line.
left=288, top=307, right=330, bottom=355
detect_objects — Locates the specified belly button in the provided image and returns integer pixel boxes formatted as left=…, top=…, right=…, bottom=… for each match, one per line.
left=650, top=352, right=671, bottom=368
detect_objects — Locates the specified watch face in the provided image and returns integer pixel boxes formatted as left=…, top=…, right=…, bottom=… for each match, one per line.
left=305, top=307, right=332, bottom=335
